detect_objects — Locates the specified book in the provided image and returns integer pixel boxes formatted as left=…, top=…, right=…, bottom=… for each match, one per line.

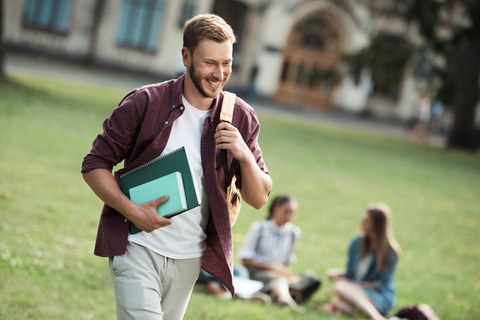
left=232, top=276, right=264, bottom=298
left=118, top=147, right=200, bottom=234
left=129, top=171, right=187, bottom=217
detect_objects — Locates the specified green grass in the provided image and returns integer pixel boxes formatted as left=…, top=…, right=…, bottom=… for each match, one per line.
left=0, top=75, right=479, bottom=320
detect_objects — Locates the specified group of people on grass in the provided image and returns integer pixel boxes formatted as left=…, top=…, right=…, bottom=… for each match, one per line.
left=197, top=195, right=428, bottom=320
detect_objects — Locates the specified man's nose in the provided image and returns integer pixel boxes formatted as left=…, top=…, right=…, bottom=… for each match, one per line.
left=213, top=65, right=224, bottom=79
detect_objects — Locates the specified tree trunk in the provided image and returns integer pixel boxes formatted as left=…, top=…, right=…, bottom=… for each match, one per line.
left=86, top=0, right=106, bottom=64
left=0, top=0, right=5, bottom=80
left=448, top=83, right=479, bottom=150
left=447, top=41, right=480, bottom=151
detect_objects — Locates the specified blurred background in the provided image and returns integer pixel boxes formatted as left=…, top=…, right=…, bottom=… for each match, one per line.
left=1, top=0, right=479, bottom=152
left=1, top=1, right=480, bottom=319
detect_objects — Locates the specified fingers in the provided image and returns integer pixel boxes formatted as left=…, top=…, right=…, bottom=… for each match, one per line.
left=148, top=195, right=172, bottom=228
left=215, top=122, right=251, bottom=162
left=215, top=123, right=241, bottom=147
left=134, top=195, right=172, bottom=232
left=149, top=194, right=170, bottom=207
left=215, top=121, right=233, bottom=132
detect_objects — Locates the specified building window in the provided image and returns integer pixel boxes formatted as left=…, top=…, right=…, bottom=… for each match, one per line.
left=116, top=0, right=166, bottom=53
left=178, top=0, right=196, bottom=29
left=22, top=0, right=73, bottom=34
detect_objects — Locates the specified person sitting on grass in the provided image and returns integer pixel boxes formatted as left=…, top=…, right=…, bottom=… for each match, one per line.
left=238, top=195, right=320, bottom=312
left=320, top=202, right=401, bottom=320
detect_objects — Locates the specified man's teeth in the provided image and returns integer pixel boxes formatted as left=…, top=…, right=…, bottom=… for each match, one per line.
left=208, top=80, right=221, bottom=86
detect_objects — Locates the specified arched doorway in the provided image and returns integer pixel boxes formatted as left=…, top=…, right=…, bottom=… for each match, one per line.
left=275, top=13, right=340, bottom=110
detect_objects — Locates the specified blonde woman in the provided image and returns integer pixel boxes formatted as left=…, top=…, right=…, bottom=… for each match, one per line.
left=321, top=203, right=401, bottom=320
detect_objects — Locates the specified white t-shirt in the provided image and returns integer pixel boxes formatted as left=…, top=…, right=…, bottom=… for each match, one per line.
left=128, top=96, right=211, bottom=259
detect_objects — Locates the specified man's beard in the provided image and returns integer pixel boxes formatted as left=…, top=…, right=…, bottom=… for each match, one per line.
left=189, top=63, right=221, bottom=99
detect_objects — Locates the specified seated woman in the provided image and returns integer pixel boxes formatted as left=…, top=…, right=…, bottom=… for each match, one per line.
left=321, top=203, right=401, bottom=320
left=238, top=195, right=320, bottom=311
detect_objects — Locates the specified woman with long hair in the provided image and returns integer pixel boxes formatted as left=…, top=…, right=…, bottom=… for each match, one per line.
left=321, top=203, right=401, bottom=320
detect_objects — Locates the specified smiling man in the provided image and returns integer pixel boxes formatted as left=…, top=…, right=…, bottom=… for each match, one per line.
left=81, top=14, right=272, bottom=320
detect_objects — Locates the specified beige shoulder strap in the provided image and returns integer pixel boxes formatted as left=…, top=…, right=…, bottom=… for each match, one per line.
left=220, top=91, right=236, bottom=123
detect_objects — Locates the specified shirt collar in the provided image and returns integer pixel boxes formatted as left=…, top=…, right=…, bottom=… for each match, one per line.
left=172, top=73, right=224, bottom=122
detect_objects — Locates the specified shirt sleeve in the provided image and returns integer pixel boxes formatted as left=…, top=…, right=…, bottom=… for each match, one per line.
left=345, top=236, right=360, bottom=280
left=238, top=222, right=262, bottom=261
left=287, top=225, right=301, bottom=265
left=234, top=108, right=269, bottom=188
left=81, top=89, right=144, bottom=173
left=375, top=251, right=398, bottom=292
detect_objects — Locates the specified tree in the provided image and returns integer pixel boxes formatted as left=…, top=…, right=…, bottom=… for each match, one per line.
left=404, top=0, right=480, bottom=150
left=351, top=0, right=479, bottom=151
left=0, top=0, right=5, bottom=80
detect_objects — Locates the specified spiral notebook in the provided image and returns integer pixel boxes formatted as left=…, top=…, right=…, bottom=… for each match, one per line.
left=119, top=147, right=200, bottom=234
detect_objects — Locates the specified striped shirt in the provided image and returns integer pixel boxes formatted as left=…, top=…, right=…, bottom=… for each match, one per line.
left=238, top=219, right=301, bottom=266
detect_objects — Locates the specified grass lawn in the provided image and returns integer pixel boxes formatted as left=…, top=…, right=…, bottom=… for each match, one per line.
left=0, top=75, right=479, bottom=320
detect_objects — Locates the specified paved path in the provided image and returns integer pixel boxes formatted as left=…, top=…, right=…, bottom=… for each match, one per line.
left=5, top=52, right=444, bottom=145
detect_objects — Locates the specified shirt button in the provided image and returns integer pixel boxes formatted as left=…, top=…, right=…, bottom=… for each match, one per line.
left=165, top=121, right=169, bottom=125
left=180, top=106, right=184, bottom=111
left=124, top=219, right=128, bottom=223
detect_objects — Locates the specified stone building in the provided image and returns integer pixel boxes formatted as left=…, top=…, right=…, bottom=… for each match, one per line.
left=3, top=0, right=423, bottom=121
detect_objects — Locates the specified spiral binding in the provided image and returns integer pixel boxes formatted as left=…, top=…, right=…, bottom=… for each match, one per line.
left=119, top=147, right=185, bottom=178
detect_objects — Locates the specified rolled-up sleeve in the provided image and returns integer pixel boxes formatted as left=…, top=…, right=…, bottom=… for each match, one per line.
left=81, top=90, right=143, bottom=174
left=234, top=107, right=268, bottom=189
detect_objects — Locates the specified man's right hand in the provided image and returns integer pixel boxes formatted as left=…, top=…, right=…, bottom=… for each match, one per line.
left=129, top=195, right=172, bottom=232
left=83, top=169, right=172, bottom=232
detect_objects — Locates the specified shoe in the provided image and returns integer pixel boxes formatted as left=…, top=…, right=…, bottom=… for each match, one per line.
left=235, top=292, right=272, bottom=305
left=248, top=292, right=272, bottom=305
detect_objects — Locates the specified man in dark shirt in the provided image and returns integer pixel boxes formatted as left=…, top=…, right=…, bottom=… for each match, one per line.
left=82, top=13, right=272, bottom=320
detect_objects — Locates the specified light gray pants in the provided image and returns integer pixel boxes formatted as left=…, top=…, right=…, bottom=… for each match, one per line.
left=109, top=242, right=202, bottom=320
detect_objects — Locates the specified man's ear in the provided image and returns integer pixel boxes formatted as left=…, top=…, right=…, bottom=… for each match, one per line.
left=181, top=48, right=190, bottom=68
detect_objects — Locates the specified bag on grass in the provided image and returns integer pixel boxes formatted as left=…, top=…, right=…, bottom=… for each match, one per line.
left=288, top=271, right=322, bottom=304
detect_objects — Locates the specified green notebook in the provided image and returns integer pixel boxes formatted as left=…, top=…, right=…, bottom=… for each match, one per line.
left=118, top=147, right=200, bottom=234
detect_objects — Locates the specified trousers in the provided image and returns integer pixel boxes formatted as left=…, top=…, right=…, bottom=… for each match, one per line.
left=109, top=242, right=202, bottom=320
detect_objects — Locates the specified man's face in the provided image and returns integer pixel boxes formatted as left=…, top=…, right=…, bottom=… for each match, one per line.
left=185, top=39, right=233, bottom=99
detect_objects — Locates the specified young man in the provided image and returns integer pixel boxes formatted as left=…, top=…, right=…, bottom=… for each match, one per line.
left=81, top=14, right=272, bottom=320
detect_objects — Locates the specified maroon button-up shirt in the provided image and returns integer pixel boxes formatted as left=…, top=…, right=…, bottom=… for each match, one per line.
left=81, top=74, right=268, bottom=294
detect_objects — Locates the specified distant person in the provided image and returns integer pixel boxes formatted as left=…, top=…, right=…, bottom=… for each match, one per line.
left=238, top=195, right=321, bottom=312
left=413, top=92, right=431, bottom=141
left=81, top=14, right=272, bottom=320
left=320, top=203, right=401, bottom=320
left=429, top=99, right=444, bottom=135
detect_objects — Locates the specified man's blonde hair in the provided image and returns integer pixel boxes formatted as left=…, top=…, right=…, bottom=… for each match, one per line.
left=183, top=14, right=236, bottom=54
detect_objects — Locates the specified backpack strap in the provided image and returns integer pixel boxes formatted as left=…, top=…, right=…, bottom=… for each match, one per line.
left=217, top=91, right=237, bottom=187
left=220, top=91, right=236, bottom=123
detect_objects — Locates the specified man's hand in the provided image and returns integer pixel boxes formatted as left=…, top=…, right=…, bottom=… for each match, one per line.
left=129, top=195, right=173, bottom=232
left=83, top=169, right=173, bottom=232
left=214, top=122, right=252, bottom=163
left=214, top=121, right=272, bottom=209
